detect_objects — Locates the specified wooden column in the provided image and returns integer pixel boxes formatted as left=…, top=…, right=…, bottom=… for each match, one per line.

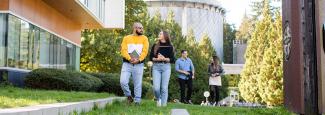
left=283, top=0, right=320, bottom=114
left=302, top=0, right=319, bottom=114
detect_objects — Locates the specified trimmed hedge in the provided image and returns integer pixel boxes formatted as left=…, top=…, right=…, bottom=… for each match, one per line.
left=89, top=73, right=152, bottom=98
left=25, top=68, right=103, bottom=91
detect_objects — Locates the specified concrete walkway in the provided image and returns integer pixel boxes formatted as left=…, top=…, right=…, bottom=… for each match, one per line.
left=171, top=109, right=190, bottom=115
left=0, top=97, right=125, bottom=115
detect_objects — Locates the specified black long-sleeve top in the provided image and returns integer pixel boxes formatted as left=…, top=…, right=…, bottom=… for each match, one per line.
left=208, top=63, right=224, bottom=77
left=149, top=42, right=175, bottom=63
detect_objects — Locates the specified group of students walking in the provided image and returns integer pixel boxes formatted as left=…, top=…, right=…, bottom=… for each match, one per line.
left=119, top=22, right=224, bottom=106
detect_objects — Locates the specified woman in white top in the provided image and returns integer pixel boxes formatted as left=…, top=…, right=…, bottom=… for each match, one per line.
left=208, top=55, right=224, bottom=105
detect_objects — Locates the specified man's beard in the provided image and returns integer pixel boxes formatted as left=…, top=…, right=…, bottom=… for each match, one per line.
left=136, top=31, right=143, bottom=35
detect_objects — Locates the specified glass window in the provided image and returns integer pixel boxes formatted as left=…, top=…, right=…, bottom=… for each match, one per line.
left=55, top=37, right=61, bottom=69
left=71, top=45, right=76, bottom=70
left=39, top=29, right=50, bottom=68
left=0, top=14, right=7, bottom=66
left=66, top=42, right=73, bottom=70
left=27, top=25, right=34, bottom=69
left=19, top=20, right=29, bottom=69
left=7, top=15, right=20, bottom=68
left=5, top=14, right=80, bottom=71
left=49, top=35, right=60, bottom=69
left=32, top=26, right=40, bottom=69
left=59, top=40, right=66, bottom=69
left=75, top=47, right=80, bottom=71
left=49, top=35, right=54, bottom=68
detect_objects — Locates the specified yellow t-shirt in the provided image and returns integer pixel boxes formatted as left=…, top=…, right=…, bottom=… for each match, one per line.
left=121, top=35, right=149, bottom=62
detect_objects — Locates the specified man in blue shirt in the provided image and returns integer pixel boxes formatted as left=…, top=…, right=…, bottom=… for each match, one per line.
left=175, top=50, right=195, bottom=104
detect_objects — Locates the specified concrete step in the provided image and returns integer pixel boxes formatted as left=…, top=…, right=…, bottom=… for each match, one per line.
left=171, top=109, right=190, bottom=115
left=0, top=97, right=126, bottom=115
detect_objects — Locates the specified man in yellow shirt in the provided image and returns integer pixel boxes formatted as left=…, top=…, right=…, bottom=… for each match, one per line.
left=120, top=22, right=149, bottom=105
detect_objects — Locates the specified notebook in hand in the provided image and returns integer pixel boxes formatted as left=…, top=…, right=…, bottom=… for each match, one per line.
left=130, top=50, right=140, bottom=58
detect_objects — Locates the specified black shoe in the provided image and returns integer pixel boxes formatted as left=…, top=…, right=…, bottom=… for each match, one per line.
left=127, top=96, right=134, bottom=104
left=180, top=100, right=187, bottom=104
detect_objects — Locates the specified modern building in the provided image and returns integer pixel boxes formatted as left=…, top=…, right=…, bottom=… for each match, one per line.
left=0, top=0, right=124, bottom=86
left=144, top=0, right=225, bottom=60
left=0, top=0, right=124, bottom=71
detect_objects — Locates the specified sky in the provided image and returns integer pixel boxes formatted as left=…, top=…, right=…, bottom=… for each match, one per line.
left=219, top=0, right=281, bottom=29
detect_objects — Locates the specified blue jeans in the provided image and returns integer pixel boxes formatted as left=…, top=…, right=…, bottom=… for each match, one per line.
left=152, top=63, right=171, bottom=106
left=120, top=62, right=144, bottom=103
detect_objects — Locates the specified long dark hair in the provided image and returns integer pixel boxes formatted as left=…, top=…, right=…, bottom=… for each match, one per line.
left=211, top=56, right=220, bottom=65
left=153, top=31, right=173, bottom=55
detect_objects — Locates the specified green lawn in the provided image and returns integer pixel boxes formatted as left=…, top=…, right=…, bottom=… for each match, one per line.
left=0, top=86, right=113, bottom=108
left=84, top=100, right=293, bottom=115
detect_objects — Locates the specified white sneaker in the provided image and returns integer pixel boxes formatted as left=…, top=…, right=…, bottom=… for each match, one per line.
left=157, top=99, right=161, bottom=107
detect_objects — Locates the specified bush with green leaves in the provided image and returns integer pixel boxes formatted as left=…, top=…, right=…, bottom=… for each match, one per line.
left=25, top=68, right=103, bottom=91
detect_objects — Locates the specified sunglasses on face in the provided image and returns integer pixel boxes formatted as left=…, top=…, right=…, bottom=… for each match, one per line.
left=135, top=27, right=143, bottom=29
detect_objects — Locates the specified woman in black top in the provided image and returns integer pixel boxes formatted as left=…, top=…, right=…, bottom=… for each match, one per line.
left=149, top=30, right=175, bottom=107
left=208, top=56, right=224, bottom=106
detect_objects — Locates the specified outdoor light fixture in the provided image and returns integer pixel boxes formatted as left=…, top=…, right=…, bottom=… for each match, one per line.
left=204, top=91, right=210, bottom=98
left=204, top=91, right=210, bottom=105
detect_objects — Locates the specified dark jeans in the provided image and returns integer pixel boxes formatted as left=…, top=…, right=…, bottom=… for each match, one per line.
left=178, top=78, right=192, bottom=102
left=209, top=85, right=220, bottom=103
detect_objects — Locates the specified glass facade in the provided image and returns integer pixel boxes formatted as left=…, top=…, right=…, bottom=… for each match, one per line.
left=0, top=14, right=6, bottom=67
left=0, top=14, right=80, bottom=71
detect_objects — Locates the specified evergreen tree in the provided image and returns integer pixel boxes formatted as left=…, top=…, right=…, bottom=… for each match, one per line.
left=199, top=33, right=215, bottom=59
left=236, top=13, right=253, bottom=41
left=186, top=29, right=197, bottom=47
left=239, top=0, right=283, bottom=106
left=257, top=11, right=283, bottom=106
left=223, top=23, right=236, bottom=64
left=239, top=0, right=273, bottom=103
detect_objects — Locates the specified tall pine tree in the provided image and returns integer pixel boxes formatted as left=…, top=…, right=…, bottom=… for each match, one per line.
left=236, top=13, right=253, bottom=41
left=257, top=11, right=283, bottom=106
left=239, top=0, right=283, bottom=106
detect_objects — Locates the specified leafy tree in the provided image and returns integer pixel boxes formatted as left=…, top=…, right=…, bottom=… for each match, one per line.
left=80, top=29, right=123, bottom=72
left=223, top=24, right=236, bottom=64
left=80, top=0, right=148, bottom=73
left=239, top=0, right=283, bottom=106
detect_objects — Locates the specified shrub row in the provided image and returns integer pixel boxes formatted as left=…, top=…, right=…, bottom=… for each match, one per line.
left=25, top=68, right=152, bottom=98
left=25, top=68, right=103, bottom=91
